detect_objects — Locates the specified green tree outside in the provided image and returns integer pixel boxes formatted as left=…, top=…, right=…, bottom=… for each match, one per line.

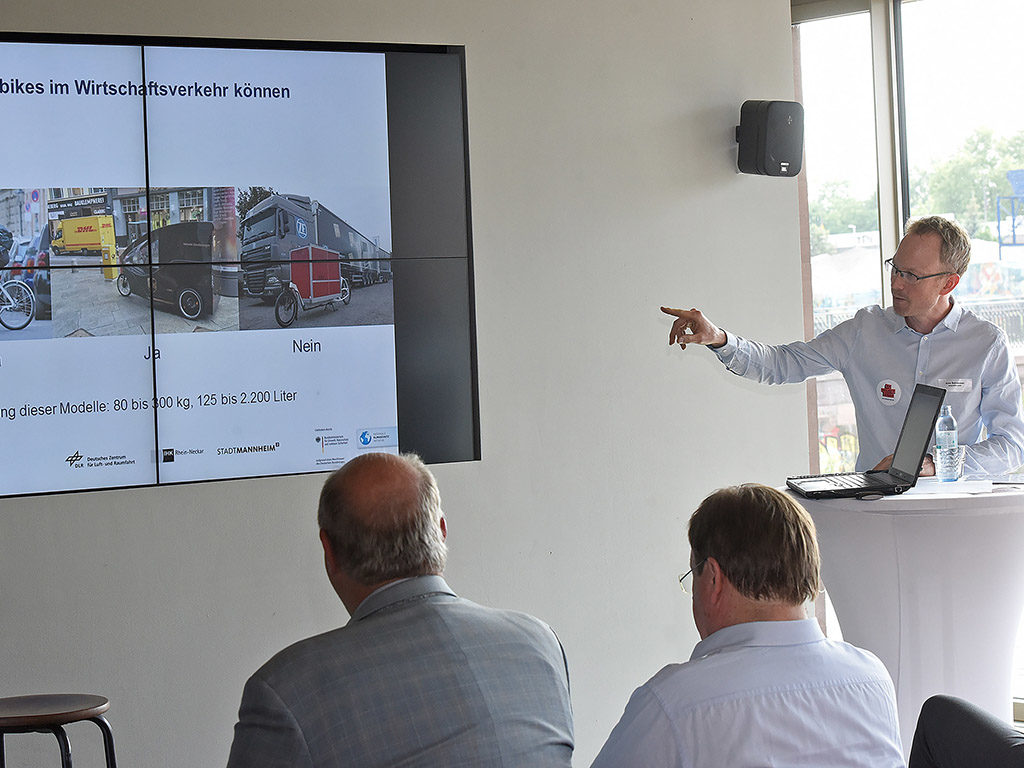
left=909, top=127, right=1024, bottom=237
left=810, top=127, right=1024, bottom=241
left=809, top=181, right=878, bottom=236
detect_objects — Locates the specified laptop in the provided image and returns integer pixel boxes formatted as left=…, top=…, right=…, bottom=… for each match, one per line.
left=787, top=383, right=946, bottom=499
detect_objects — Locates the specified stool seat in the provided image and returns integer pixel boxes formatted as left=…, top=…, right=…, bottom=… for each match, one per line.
left=0, top=694, right=116, bottom=768
left=0, top=695, right=110, bottom=729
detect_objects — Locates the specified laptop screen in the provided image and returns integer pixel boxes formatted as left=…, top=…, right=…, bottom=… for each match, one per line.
left=890, top=384, right=947, bottom=479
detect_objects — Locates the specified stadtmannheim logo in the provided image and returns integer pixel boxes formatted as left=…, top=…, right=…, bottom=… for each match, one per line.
left=66, top=451, right=82, bottom=466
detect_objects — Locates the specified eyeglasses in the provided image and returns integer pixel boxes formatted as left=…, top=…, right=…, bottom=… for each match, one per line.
left=885, top=258, right=952, bottom=284
left=678, top=558, right=708, bottom=595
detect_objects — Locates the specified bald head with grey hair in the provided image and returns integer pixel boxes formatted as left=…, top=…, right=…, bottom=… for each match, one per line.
left=318, top=452, right=447, bottom=594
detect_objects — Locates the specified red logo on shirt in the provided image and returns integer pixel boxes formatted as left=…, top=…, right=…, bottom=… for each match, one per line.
left=880, top=383, right=897, bottom=400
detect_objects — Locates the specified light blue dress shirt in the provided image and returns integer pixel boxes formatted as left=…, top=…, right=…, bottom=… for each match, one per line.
left=590, top=619, right=904, bottom=768
left=712, top=302, right=1024, bottom=473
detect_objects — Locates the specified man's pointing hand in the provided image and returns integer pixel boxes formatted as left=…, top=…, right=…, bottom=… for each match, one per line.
left=661, top=307, right=727, bottom=349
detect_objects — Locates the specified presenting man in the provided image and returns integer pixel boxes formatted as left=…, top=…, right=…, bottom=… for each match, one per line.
left=591, top=484, right=904, bottom=768
left=663, top=215, right=1024, bottom=475
left=226, top=452, right=574, bottom=768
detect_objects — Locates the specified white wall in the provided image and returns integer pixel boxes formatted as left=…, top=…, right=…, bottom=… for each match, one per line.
left=0, top=2, right=809, bottom=765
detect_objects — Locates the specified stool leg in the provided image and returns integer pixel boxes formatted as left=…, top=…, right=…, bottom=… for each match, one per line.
left=49, top=726, right=72, bottom=768
left=89, top=716, right=116, bottom=768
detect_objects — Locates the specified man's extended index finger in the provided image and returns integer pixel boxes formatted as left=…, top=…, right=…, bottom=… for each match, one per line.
left=660, top=306, right=693, bottom=318
left=662, top=307, right=695, bottom=345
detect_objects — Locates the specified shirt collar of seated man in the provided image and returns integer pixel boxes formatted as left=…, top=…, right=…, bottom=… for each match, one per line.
left=687, top=484, right=819, bottom=641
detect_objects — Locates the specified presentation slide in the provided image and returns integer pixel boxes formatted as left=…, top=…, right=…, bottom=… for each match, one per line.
left=0, top=40, right=400, bottom=496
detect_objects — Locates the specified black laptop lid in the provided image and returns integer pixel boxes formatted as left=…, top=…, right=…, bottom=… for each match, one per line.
left=888, top=384, right=947, bottom=482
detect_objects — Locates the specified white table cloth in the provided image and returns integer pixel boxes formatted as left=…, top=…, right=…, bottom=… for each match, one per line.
left=797, top=482, right=1024, bottom=753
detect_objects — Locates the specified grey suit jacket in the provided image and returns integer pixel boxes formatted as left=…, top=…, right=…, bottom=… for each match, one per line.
left=226, top=575, right=574, bottom=767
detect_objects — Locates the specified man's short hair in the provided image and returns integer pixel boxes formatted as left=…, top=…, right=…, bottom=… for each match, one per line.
left=318, top=452, right=447, bottom=585
left=688, top=484, right=820, bottom=604
left=905, top=215, right=971, bottom=276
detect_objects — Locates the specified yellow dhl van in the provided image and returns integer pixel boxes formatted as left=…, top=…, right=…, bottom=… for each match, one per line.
left=51, top=215, right=116, bottom=256
left=51, top=215, right=118, bottom=278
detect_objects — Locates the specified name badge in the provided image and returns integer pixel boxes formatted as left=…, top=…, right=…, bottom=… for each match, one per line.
left=938, top=378, right=973, bottom=393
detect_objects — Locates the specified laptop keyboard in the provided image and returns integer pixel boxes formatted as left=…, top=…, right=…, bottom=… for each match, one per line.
left=815, top=473, right=880, bottom=489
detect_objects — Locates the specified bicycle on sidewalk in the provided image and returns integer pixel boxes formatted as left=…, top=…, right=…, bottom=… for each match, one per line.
left=0, top=233, right=36, bottom=331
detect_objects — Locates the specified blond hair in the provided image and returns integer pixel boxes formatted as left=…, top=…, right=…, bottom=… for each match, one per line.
left=905, top=215, right=971, bottom=276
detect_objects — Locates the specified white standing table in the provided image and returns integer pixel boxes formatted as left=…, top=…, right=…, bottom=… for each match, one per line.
left=797, top=482, right=1024, bottom=754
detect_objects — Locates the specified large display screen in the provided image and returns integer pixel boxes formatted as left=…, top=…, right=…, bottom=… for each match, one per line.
left=0, top=34, right=479, bottom=498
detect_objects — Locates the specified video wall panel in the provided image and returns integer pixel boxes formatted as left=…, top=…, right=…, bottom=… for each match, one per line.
left=0, top=34, right=478, bottom=498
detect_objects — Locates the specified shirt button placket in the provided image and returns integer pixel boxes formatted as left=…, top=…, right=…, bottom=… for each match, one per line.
left=917, top=335, right=929, bottom=383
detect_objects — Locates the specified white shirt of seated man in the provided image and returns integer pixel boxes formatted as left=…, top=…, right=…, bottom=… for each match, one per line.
left=591, top=486, right=905, bottom=768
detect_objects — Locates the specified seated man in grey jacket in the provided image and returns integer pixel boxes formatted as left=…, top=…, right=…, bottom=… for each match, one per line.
left=226, top=452, right=574, bottom=768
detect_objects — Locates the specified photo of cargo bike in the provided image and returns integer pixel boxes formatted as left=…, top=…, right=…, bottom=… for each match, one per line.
left=274, top=245, right=352, bottom=328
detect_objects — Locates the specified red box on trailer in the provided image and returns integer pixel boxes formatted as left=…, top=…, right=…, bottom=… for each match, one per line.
left=290, top=245, right=342, bottom=300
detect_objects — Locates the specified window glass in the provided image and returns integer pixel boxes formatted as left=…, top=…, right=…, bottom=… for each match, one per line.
left=797, top=12, right=881, bottom=473
left=902, top=0, right=1024, bottom=357
left=178, top=189, right=204, bottom=222
left=900, top=0, right=1024, bottom=709
left=121, top=195, right=147, bottom=244
left=242, top=210, right=275, bottom=241
left=798, top=0, right=1024, bottom=714
left=150, top=192, right=170, bottom=230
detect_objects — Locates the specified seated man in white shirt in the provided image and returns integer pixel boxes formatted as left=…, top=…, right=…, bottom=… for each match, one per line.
left=591, top=484, right=905, bottom=768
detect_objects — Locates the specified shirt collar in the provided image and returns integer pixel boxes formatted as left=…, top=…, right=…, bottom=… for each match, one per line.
left=689, top=618, right=825, bottom=661
left=939, top=296, right=963, bottom=331
left=890, top=296, right=962, bottom=335
left=888, top=305, right=910, bottom=335
left=349, top=574, right=456, bottom=623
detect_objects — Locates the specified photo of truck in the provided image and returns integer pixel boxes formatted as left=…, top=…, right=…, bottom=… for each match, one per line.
left=238, top=193, right=390, bottom=302
left=51, top=214, right=119, bottom=278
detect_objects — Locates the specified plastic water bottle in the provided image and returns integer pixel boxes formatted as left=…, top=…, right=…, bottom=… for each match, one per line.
left=935, top=405, right=959, bottom=482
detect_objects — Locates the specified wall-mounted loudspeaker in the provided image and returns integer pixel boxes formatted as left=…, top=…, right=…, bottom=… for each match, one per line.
left=735, top=100, right=804, bottom=177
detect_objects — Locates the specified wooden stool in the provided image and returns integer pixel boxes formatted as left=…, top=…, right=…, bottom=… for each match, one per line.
left=0, top=694, right=116, bottom=768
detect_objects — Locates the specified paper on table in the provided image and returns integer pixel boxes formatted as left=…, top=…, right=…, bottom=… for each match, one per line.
left=904, top=477, right=994, bottom=495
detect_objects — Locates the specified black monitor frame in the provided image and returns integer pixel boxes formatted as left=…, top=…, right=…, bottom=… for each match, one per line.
left=0, top=31, right=480, bottom=499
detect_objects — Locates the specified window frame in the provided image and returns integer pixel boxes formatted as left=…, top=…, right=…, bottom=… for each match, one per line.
left=793, top=0, right=908, bottom=473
